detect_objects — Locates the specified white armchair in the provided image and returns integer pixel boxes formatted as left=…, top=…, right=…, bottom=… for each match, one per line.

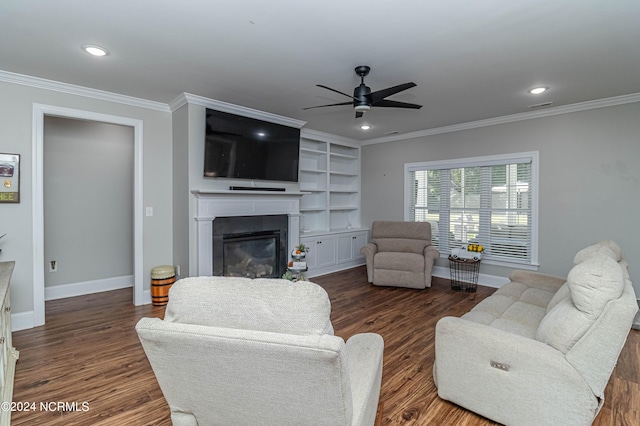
left=136, top=276, right=384, bottom=426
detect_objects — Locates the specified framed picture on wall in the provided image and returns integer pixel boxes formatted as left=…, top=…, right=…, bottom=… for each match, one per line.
left=0, top=153, right=20, bottom=203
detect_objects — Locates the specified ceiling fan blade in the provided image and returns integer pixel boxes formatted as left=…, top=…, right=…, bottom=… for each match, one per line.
left=373, top=99, right=423, bottom=109
left=355, top=111, right=364, bottom=118
left=302, top=101, right=352, bottom=110
left=317, top=84, right=359, bottom=101
left=369, top=82, right=417, bottom=104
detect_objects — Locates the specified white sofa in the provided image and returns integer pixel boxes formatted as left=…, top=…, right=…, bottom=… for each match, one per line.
left=434, top=241, right=638, bottom=426
left=136, top=276, right=384, bottom=426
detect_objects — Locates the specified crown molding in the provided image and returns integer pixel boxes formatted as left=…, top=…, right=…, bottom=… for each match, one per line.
left=300, top=128, right=360, bottom=147
left=361, top=92, right=640, bottom=146
left=0, top=70, right=170, bottom=112
left=172, top=92, right=307, bottom=129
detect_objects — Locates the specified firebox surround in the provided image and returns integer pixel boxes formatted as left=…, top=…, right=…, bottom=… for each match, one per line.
left=192, top=189, right=306, bottom=276
left=213, top=215, right=288, bottom=278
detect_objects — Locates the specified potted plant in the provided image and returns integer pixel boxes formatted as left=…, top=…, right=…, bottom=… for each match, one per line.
left=291, top=243, right=309, bottom=259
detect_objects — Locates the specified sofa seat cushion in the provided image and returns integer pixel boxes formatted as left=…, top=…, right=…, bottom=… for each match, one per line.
left=536, top=256, right=624, bottom=353
left=164, top=277, right=334, bottom=336
left=374, top=252, right=424, bottom=272
left=462, top=280, right=556, bottom=338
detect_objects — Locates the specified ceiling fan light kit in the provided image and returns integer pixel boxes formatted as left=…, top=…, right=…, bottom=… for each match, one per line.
left=304, top=65, right=422, bottom=118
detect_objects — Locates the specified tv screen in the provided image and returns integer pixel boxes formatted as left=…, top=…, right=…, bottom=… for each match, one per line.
left=204, top=109, right=300, bottom=182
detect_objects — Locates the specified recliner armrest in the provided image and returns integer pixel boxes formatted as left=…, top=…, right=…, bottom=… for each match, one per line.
left=361, top=243, right=378, bottom=283
left=346, top=333, right=384, bottom=426
left=424, top=245, right=440, bottom=262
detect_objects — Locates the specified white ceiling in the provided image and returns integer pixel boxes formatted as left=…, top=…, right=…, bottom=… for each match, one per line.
left=2, top=0, right=639, bottom=140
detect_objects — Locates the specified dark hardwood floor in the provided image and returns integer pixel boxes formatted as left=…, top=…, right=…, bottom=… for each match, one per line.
left=11, top=266, right=640, bottom=425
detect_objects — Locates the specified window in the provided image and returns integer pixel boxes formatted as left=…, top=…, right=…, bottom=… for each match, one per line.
left=405, top=152, right=538, bottom=267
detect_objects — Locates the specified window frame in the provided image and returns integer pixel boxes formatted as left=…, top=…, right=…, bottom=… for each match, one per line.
left=404, top=151, right=539, bottom=269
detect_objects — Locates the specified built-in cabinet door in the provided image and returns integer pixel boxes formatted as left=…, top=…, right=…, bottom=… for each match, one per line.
left=351, top=231, right=367, bottom=261
left=0, top=288, right=8, bottom=394
left=337, top=231, right=368, bottom=264
left=337, top=234, right=354, bottom=263
left=301, top=235, right=337, bottom=269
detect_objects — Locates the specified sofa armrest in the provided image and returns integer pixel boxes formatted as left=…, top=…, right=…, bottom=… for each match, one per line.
left=435, top=316, right=599, bottom=426
left=346, top=333, right=384, bottom=426
left=360, top=243, right=378, bottom=283
left=509, top=269, right=566, bottom=293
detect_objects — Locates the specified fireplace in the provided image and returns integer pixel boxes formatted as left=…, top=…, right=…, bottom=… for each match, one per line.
left=192, top=189, right=303, bottom=276
left=213, top=215, right=288, bottom=278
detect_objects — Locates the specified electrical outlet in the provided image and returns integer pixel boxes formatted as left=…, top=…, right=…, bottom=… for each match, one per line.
left=49, top=260, right=58, bottom=272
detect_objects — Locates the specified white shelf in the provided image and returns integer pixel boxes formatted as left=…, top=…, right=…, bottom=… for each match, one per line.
left=301, top=148, right=327, bottom=155
left=330, top=152, right=359, bottom=159
left=300, top=168, right=327, bottom=173
left=330, top=206, right=359, bottom=211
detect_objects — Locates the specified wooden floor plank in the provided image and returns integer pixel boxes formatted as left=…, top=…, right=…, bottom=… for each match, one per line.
left=10, top=266, right=640, bottom=425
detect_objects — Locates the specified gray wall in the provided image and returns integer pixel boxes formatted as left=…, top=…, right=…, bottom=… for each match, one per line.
left=43, top=116, right=133, bottom=287
left=0, top=80, right=173, bottom=319
left=361, top=102, right=640, bottom=296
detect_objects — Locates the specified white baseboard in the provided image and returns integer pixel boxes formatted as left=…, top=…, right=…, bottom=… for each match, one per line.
left=305, top=259, right=366, bottom=279
left=432, top=265, right=510, bottom=288
left=45, top=275, right=133, bottom=301
left=11, top=311, right=35, bottom=332
left=12, top=279, right=149, bottom=332
left=143, top=289, right=152, bottom=305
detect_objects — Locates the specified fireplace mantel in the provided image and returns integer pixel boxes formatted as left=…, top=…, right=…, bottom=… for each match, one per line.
left=192, top=189, right=305, bottom=276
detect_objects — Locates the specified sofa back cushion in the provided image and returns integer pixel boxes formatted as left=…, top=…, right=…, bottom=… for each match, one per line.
left=536, top=256, right=624, bottom=353
left=164, top=277, right=334, bottom=336
left=371, top=221, right=432, bottom=254
left=573, top=240, right=622, bottom=264
left=546, top=282, right=570, bottom=312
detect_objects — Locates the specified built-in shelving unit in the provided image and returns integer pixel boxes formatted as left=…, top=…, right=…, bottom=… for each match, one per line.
left=299, top=136, right=361, bottom=234
left=298, top=132, right=367, bottom=276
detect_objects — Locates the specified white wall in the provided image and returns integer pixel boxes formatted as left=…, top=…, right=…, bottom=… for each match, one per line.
left=361, top=102, right=640, bottom=296
left=43, top=116, right=134, bottom=287
left=0, top=79, right=173, bottom=322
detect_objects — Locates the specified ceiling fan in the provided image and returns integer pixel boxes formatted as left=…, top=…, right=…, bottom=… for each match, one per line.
left=304, top=65, right=422, bottom=118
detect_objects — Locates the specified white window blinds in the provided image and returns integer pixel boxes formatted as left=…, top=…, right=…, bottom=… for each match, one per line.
left=405, top=152, right=538, bottom=266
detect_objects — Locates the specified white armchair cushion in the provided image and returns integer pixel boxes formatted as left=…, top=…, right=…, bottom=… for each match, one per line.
left=164, top=276, right=334, bottom=336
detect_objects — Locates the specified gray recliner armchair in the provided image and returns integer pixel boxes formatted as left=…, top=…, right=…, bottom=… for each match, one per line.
left=361, top=221, right=440, bottom=289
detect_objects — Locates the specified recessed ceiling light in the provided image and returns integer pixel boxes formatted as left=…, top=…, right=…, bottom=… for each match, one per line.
left=360, top=125, right=371, bottom=130
left=528, top=87, right=548, bottom=95
left=82, top=45, right=109, bottom=57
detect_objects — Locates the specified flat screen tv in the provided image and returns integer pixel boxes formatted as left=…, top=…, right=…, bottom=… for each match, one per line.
left=204, top=109, right=300, bottom=182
